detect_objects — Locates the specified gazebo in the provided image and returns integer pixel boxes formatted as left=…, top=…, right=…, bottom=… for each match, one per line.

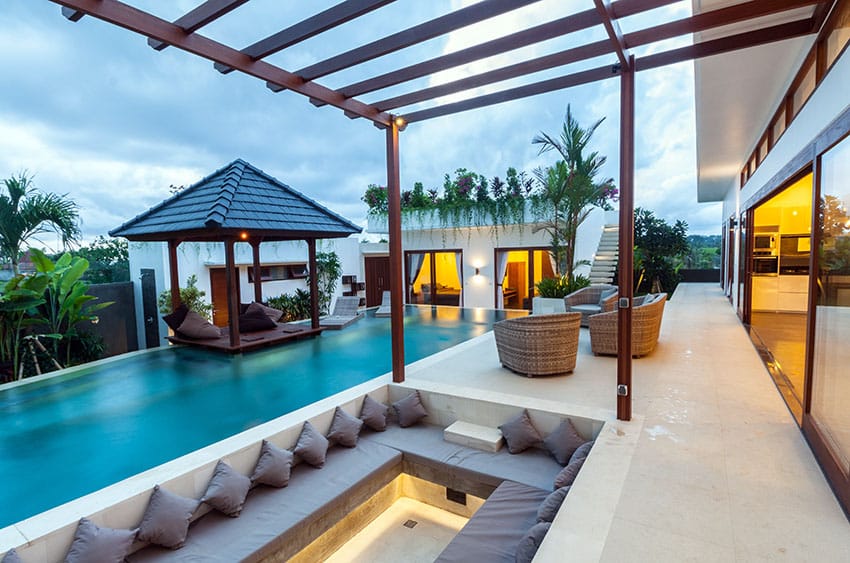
left=110, top=158, right=362, bottom=352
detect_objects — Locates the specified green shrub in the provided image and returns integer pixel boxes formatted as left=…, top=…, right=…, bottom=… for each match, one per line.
left=158, top=274, right=213, bottom=320
left=267, top=289, right=311, bottom=322
left=536, top=274, right=591, bottom=298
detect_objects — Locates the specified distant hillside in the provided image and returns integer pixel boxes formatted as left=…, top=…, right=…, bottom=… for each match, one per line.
left=686, top=235, right=721, bottom=269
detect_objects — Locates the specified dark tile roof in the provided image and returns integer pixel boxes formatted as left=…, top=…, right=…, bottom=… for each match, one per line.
left=109, top=159, right=361, bottom=240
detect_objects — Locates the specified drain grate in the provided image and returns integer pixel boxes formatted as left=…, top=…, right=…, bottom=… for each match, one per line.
left=403, top=519, right=418, bottom=529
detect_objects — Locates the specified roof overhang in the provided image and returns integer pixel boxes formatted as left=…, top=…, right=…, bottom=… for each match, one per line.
left=693, top=0, right=818, bottom=202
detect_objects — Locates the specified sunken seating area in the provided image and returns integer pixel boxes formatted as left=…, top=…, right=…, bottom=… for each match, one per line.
left=3, top=384, right=603, bottom=563
left=588, top=292, right=667, bottom=357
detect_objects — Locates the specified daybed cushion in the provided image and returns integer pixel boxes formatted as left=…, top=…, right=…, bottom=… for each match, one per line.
left=246, top=301, right=284, bottom=323
left=515, top=521, right=551, bottom=563
left=176, top=311, right=220, bottom=340
left=392, top=390, right=428, bottom=427
left=543, top=418, right=585, bottom=465
left=128, top=440, right=402, bottom=563
left=435, top=480, right=550, bottom=563
left=360, top=424, right=563, bottom=493
left=360, top=395, right=388, bottom=431
left=137, top=485, right=199, bottom=549
left=65, top=518, right=136, bottom=563
left=162, top=304, right=189, bottom=332
left=201, top=461, right=251, bottom=517
left=250, top=440, right=294, bottom=488
left=238, top=308, right=276, bottom=333
left=327, top=407, right=364, bottom=447
left=499, top=409, right=542, bottom=454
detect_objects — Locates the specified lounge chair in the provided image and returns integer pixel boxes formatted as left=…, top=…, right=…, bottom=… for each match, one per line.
left=492, top=312, right=582, bottom=377
left=588, top=293, right=667, bottom=357
left=320, top=296, right=364, bottom=330
left=374, top=291, right=392, bottom=317
left=564, top=284, right=618, bottom=327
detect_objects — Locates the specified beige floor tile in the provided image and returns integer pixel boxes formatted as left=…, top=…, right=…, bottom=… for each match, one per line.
left=601, top=517, right=736, bottom=563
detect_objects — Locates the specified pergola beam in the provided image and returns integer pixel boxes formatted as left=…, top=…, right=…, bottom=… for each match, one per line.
left=295, top=0, right=544, bottom=81
left=594, top=0, right=631, bottom=70
left=215, top=0, right=397, bottom=74
left=149, top=0, right=250, bottom=51
left=53, top=0, right=391, bottom=126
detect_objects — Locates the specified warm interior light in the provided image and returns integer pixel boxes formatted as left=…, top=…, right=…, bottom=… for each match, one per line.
left=240, top=231, right=249, bottom=240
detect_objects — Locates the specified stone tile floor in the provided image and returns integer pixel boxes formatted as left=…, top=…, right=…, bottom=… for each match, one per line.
left=406, top=283, right=850, bottom=562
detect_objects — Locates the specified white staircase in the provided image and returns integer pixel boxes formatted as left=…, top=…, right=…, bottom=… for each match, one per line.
left=589, top=224, right=619, bottom=284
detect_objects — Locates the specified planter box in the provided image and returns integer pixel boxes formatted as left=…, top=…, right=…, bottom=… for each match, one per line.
left=367, top=201, right=540, bottom=234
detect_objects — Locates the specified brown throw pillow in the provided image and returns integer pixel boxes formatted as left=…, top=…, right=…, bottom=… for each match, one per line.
left=327, top=407, right=364, bottom=447
left=360, top=395, right=389, bottom=431
left=246, top=301, right=284, bottom=323
left=238, top=308, right=276, bottom=333
left=293, top=421, right=329, bottom=467
left=177, top=310, right=220, bottom=340
left=543, top=419, right=586, bottom=465
left=499, top=409, right=542, bottom=454
left=392, top=390, right=428, bottom=428
left=162, top=303, right=189, bottom=331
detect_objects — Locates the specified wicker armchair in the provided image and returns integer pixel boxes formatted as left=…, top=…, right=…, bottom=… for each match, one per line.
left=588, top=293, right=667, bottom=357
left=564, top=284, right=618, bottom=327
left=493, top=312, right=582, bottom=377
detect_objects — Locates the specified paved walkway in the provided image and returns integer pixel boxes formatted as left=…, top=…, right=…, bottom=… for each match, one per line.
left=407, top=283, right=850, bottom=562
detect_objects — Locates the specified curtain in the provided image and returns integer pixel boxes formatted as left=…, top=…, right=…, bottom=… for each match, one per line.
left=454, top=252, right=464, bottom=306
left=495, top=251, right=510, bottom=308
left=548, top=251, right=558, bottom=278
left=406, top=252, right=425, bottom=303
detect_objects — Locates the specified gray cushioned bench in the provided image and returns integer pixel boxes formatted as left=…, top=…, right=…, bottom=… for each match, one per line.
left=360, top=424, right=562, bottom=498
left=435, top=480, right=550, bottom=563
left=128, top=439, right=402, bottom=563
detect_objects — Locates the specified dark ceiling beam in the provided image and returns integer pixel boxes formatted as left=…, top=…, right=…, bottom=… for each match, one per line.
left=338, top=0, right=680, bottom=99
left=626, top=0, right=822, bottom=47
left=215, top=0, right=397, bottom=75
left=593, top=0, right=630, bottom=69
left=403, top=65, right=617, bottom=124
left=636, top=18, right=815, bottom=71
left=296, top=0, right=544, bottom=81
left=148, top=0, right=250, bottom=51
left=51, top=0, right=391, bottom=126
left=61, top=7, right=85, bottom=21
left=404, top=17, right=816, bottom=124
left=811, top=0, right=837, bottom=32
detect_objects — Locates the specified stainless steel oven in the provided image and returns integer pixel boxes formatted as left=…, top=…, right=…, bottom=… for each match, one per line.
left=753, top=234, right=776, bottom=255
left=753, top=256, right=778, bottom=275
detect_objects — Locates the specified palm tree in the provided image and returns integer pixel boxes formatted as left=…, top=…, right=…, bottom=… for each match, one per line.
left=0, top=172, right=81, bottom=275
left=532, top=105, right=616, bottom=281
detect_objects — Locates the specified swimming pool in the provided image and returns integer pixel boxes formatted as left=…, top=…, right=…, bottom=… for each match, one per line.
left=0, top=306, right=524, bottom=528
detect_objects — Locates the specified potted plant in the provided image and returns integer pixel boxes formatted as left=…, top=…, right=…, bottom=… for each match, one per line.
left=532, top=274, right=591, bottom=314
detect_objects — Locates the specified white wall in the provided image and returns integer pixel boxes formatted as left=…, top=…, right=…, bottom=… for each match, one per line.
left=128, top=237, right=362, bottom=348
left=721, top=47, right=850, bottom=312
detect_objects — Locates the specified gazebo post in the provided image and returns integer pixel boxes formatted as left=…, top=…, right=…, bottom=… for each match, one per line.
left=168, top=239, right=181, bottom=311
left=307, top=238, right=320, bottom=329
left=617, top=55, right=635, bottom=422
left=251, top=238, right=263, bottom=303
left=386, top=120, right=405, bottom=383
left=224, top=238, right=241, bottom=348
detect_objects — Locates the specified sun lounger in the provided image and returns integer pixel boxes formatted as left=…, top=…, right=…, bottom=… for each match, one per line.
left=374, top=291, right=392, bottom=317
left=320, top=296, right=364, bottom=330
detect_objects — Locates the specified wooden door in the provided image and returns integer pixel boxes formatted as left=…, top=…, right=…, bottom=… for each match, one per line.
left=365, top=256, right=390, bottom=307
left=210, top=268, right=240, bottom=327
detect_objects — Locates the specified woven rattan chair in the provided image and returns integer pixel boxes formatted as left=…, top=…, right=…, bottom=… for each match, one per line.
left=588, top=293, right=667, bottom=357
left=493, top=312, right=582, bottom=377
left=564, top=284, right=618, bottom=327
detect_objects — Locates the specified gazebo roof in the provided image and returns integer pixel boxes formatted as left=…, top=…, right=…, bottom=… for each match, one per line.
left=109, top=158, right=362, bottom=242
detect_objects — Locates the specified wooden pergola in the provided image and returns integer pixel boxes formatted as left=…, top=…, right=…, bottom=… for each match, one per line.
left=55, top=0, right=834, bottom=420
left=109, top=158, right=362, bottom=351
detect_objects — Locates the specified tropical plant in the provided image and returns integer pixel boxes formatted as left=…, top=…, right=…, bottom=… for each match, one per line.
left=362, top=184, right=388, bottom=214
left=633, top=207, right=689, bottom=294
left=30, top=248, right=113, bottom=366
left=0, top=272, right=49, bottom=380
left=157, top=274, right=213, bottom=320
left=68, top=236, right=130, bottom=283
left=0, top=172, right=81, bottom=274
left=532, top=105, right=617, bottom=281
left=310, top=251, right=343, bottom=315
left=535, top=273, right=591, bottom=298
left=267, top=288, right=311, bottom=322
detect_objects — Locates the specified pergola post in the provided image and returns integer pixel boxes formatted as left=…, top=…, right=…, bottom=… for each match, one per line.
left=224, top=238, right=241, bottom=348
left=251, top=238, right=263, bottom=303
left=386, top=120, right=405, bottom=383
left=168, top=239, right=181, bottom=312
left=307, top=238, right=320, bottom=329
left=617, top=55, right=635, bottom=422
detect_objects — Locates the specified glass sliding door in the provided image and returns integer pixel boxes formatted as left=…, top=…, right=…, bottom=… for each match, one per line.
left=405, top=250, right=463, bottom=306
left=495, top=248, right=555, bottom=310
left=810, top=135, right=850, bottom=475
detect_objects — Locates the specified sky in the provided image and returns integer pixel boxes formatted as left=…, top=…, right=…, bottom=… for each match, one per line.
left=0, top=0, right=721, bottom=251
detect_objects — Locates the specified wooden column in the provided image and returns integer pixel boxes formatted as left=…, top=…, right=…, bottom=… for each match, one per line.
left=224, top=238, right=241, bottom=348
left=168, top=239, right=181, bottom=311
left=387, top=120, right=405, bottom=383
left=307, top=238, right=320, bottom=329
left=617, top=55, right=635, bottom=422
left=251, top=239, right=263, bottom=303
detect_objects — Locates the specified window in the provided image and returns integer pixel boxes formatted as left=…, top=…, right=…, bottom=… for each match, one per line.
left=248, top=264, right=307, bottom=283
left=791, top=62, right=816, bottom=117
left=826, top=1, right=850, bottom=70
left=772, top=109, right=786, bottom=145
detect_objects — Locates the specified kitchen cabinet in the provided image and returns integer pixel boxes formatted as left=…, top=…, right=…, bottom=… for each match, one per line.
left=752, top=275, right=808, bottom=312
left=752, top=276, right=779, bottom=311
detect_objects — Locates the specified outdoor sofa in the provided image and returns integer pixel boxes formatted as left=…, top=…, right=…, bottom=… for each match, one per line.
left=493, top=312, right=582, bottom=377
left=588, top=292, right=667, bottom=357
left=564, top=284, right=619, bottom=327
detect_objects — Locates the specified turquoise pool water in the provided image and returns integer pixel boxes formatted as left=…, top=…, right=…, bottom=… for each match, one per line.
left=0, top=306, right=523, bottom=528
